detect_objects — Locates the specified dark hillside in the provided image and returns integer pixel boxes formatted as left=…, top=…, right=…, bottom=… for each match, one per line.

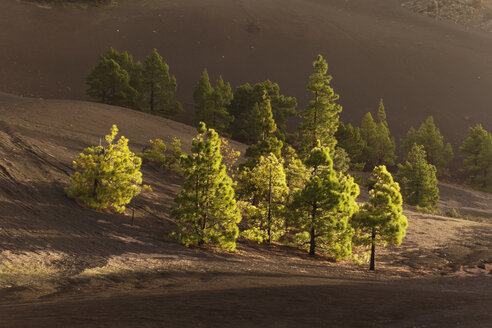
left=1, top=0, right=491, bottom=143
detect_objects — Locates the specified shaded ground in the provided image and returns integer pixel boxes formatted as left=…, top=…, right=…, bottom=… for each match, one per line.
left=0, top=94, right=490, bottom=326
left=1, top=0, right=492, bottom=144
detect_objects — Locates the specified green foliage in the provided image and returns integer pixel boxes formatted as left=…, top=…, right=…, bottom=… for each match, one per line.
left=289, top=143, right=359, bottom=259
left=336, top=122, right=366, bottom=170
left=143, top=49, right=183, bottom=118
left=352, top=165, right=407, bottom=270
left=103, top=48, right=145, bottom=109
left=359, top=100, right=396, bottom=168
left=66, top=125, right=146, bottom=213
left=194, top=74, right=234, bottom=134
left=139, top=138, right=182, bottom=172
left=460, top=124, right=492, bottom=191
left=171, top=122, right=241, bottom=251
left=401, top=116, right=453, bottom=175
left=228, top=81, right=297, bottom=143
left=193, top=69, right=213, bottom=123
left=86, top=57, right=133, bottom=106
left=299, top=55, right=342, bottom=158
left=243, top=136, right=283, bottom=169
left=236, top=154, right=289, bottom=243
left=397, top=144, right=439, bottom=209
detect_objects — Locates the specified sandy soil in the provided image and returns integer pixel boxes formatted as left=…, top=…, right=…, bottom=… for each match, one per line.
left=0, top=94, right=490, bottom=326
left=1, top=0, right=492, bottom=144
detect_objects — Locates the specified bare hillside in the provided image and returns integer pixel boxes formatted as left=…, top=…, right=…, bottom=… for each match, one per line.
left=0, top=93, right=490, bottom=326
left=1, top=0, right=492, bottom=144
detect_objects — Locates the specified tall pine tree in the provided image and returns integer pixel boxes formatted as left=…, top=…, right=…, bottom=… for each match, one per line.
left=171, top=122, right=241, bottom=251
left=299, top=55, right=342, bottom=159
left=143, top=49, right=183, bottom=118
left=352, top=165, right=407, bottom=270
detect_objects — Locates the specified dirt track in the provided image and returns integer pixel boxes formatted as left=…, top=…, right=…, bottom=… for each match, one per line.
left=1, top=0, right=492, bottom=142
left=0, top=93, right=491, bottom=326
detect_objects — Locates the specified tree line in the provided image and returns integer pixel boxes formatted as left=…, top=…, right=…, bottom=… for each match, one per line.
left=75, top=52, right=492, bottom=270
left=86, top=48, right=492, bottom=193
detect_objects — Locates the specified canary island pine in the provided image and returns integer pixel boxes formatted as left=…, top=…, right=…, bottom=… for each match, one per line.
left=289, top=142, right=359, bottom=259
left=67, top=125, right=146, bottom=213
left=352, top=165, right=408, bottom=270
left=171, top=122, right=241, bottom=251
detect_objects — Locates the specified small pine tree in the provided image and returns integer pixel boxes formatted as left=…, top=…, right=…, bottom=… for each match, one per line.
left=299, top=54, right=342, bottom=158
left=397, top=144, right=439, bottom=209
left=401, top=116, right=453, bottom=175
left=143, top=49, right=183, bottom=118
left=66, top=125, right=146, bottom=213
left=352, top=165, right=408, bottom=270
left=139, top=138, right=182, bottom=172
left=171, top=122, right=241, bottom=251
left=237, top=153, right=289, bottom=244
left=460, top=124, right=492, bottom=191
left=86, top=57, right=133, bottom=106
left=289, top=143, right=359, bottom=259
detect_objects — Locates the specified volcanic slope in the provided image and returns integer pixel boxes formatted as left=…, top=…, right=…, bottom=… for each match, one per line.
left=1, top=0, right=492, bottom=143
left=0, top=93, right=491, bottom=327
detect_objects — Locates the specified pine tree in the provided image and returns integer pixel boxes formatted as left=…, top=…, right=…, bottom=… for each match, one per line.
left=460, top=125, right=492, bottom=191
left=375, top=99, right=396, bottom=166
left=299, top=55, right=342, bottom=158
left=359, top=100, right=396, bottom=168
left=171, top=122, right=241, bottom=251
left=193, top=69, right=213, bottom=123
left=104, top=48, right=145, bottom=109
left=397, top=144, right=439, bottom=209
left=401, top=116, right=453, bottom=175
left=195, top=75, right=234, bottom=134
left=66, top=125, right=146, bottom=213
left=237, top=153, right=289, bottom=243
left=228, top=81, right=297, bottom=143
left=86, top=57, right=133, bottom=106
left=289, top=143, right=359, bottom=259
left=352, top=165, right=408, bottom=270
left=143, top=49, right=183, bottom=118
left=336, top=122, right=366, bottom=169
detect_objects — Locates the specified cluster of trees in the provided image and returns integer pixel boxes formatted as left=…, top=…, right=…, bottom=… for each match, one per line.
left=86, top=48, right=182, bottom=118
left=74, top=52, right=491, bottom=270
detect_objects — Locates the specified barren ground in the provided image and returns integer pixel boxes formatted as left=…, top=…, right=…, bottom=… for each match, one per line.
left=0, top=94, right=490, bottom=327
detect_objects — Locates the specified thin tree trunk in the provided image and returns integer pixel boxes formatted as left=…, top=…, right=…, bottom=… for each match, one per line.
left=267, top=163, right=272, bottom=244
left=309, top=202, right=317, bottom=256
left=149, top=82, right=154, bottom=113
left=369, top=228, right=376, bottom=271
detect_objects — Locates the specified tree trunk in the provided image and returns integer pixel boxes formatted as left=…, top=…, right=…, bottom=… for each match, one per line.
left=309, top=202, right=317, bottom=256
left=149, top=82, right=154, bottom=113
left=309, top=227, right=316, bottom=256
left=267, top=163, right=272, bottom=244
left=369, top=228, right=376, bottom=271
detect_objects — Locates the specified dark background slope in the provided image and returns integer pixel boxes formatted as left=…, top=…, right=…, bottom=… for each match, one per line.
left=1, top=0, right=491, bottom=143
